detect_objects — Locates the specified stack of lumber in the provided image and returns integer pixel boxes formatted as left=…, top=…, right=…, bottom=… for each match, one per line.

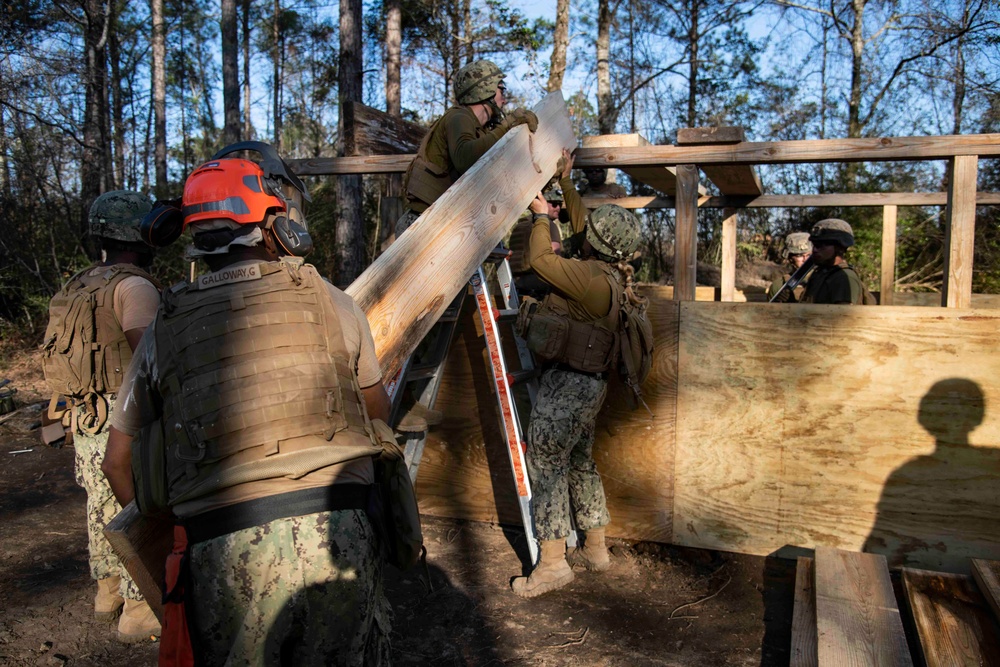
left=792, top=548, right=1000, bottom=666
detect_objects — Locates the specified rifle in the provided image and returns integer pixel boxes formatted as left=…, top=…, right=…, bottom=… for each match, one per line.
left=769, top=256, right=815, bottom=303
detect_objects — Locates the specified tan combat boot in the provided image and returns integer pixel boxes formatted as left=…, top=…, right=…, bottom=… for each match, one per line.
left=94, top=575, right=124, bottom=622
left=117, top=598, right=161, bottom=643
left=511, top=539, right=575, bottom=598
left=573, top=527, right=611, bottom=572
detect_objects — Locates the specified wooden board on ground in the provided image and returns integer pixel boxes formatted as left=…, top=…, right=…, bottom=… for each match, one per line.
left=791, top=556, right=818, bottom=667
left=104, top=502, right=173, bottom=623
left=346, top=92, right=576, bottom=380
left=972, top=559, right=1000, bottom=622
left=813, top=547, right=912, bottom=666
left=415, top=291, right=680, bottom=543
left=672, top=303, right=1000, bottom=571
left=675, top=126, right=763, bottom=196
left=901, top=567, right=1000, bottom=667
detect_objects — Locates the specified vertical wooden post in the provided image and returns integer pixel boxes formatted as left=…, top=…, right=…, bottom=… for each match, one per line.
left=721, top=207, right=737, bottom=302
left=674, top=164, right=700, bottom=301
left=880, top=205, right=897, bottom=306
left=942, top=155, right=978, bottom=308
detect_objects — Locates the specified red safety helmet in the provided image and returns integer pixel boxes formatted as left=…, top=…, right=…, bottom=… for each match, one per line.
left=182, top=158, right=285, bottom=228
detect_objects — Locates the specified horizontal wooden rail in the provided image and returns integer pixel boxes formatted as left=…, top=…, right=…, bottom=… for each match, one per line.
left=580, top=192, right=1000, bottom=210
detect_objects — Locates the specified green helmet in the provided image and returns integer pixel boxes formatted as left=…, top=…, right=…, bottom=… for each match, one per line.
left=810, top=218, right=854, bottom=248
left=784, top=232, right=813, bottom=256
left=454, top=60, right=505, bottom=105
left=89, top=190, right=152, bottom=244
left=586, top=204, right=640, bottom=260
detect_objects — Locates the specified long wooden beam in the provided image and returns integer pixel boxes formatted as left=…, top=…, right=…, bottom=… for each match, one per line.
left=673, top=165, right=699, bottom=301
left=943, top=155, right=978, bottom=308
left=675, top=126, right=763, bottom=196
left=720, top=208, right=737, bottom=302
left=881, top=205, right=898, bottom=305
left=580, top=192, right=1000, bottom=210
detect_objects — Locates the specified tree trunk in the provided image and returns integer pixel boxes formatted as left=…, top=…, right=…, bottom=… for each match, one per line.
left=272, top=0, right=282, bottom=152
left=952, top=25, right=966, bottom=135
left=686, top=0, right=699, bottom=128
left=596, top=0, right=614, bottom=133
left=109, top=1, right=124, bottom=190
left=463, top=0, right=472, bottom=63
left=82, top=0, right=110, bottom=233
left=242, top=0, right=252, bottom=139
left=336, top=0, right=365, bottom=285
left=385, top=0, right=401, bottom=118
left=151, top=0, right=167, bottom=197
left=846, top=0, right=865, bottom=139
left=547, top=0, right=570, bottom=92
left=222, top=0, right=240, bottom=145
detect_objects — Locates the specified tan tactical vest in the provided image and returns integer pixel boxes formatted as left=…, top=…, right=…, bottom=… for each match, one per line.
left=404, top=106, right=478, bottom=209
left=153, top=258, right=382, bottom=506
left=41, top=264, right=156, bottom=433
left=526, top=263, right=624, bottom=374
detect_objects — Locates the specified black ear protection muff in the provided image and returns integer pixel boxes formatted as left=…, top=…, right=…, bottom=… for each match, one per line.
left=140, top=197, right=185, bottom=248
left=211, top=141, right=314, bottom=257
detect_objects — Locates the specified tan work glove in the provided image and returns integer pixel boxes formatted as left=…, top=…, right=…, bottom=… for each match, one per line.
left=501, top=108, right=539, bottom=133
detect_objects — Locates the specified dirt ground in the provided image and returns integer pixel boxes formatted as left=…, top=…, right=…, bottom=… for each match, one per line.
left=0, top=346, right=795, bottom=667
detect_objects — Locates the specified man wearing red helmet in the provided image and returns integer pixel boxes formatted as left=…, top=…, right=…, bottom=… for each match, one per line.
left=103, top=143, right=395, bottom=664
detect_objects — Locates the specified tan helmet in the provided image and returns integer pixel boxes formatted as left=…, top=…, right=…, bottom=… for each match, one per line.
left=89, top=190, right=153, bottom=243
left=454, top=60, right=505, bottom=105
left=784, top=232, right=813, bottom=257
left=586, top=204, right=641, bottom=260
left=810, top=218, right=855, bottom=248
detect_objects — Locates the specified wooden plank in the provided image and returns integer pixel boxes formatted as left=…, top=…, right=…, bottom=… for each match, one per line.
left=287, top=153, right=413, bottom=175
left=581, top=192, right=1000, bottom=210
left=415, top=292, right=681, bottom=543
left=673, top=164, right=700, bottom=301
left=675, top=126, right=763, bottom=196
left=901, top=567, right=1000, bottom=667
left=672, top=303, right=1000, bottom=571
left=573, top=133, right=1000, bottom=167
left=103, top=503, right=173, bottom=623
left=813, top=547, right=912, bottom=666
left=880, top=205, right=898, bottom=306
left=791, top=556, right=818, bottom=667
left=344, top=100, right=425, bottom=155
left=888, top=292, right=1000, bottom=309
left=971, top=559, right=1000, bottom=623
left=345, top=92, right=576, bottom=380
left=720, top=209, right=737, bottom=302
left=581, top=134, right=694, bottom=197
left=943, top=155, right=978, bottom=308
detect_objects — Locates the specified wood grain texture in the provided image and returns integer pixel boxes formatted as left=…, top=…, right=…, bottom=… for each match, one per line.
left=415, top=292, right=680, bottom=543
left=944, top=156, right=978, bottom=309
left=346, top=92, right=577, bottom=381
left=887, top=292, right=1000, bottom=309
left=104, top=502, right=173, bottom=623
left=814, top=547, right=912, bottom=666
left=672, top=303, right=1000, bottom=572
left=287, top=153, right=414, bottom=175
left=674, top=127, right=763, bottom=195
left=971, top=559, right=1000, bottom=623
left=791, top=557, right=818, bottom=667
left=344, top=100, right=425, bottom=155
left=573, top=133, right=1000, bottom=168
left=581, top=192, right=1000, bottom=210
left=581, top=133, right=691, bottom=197
left=880, top=205, right=897, bottom=305
left=901, top=567, right=1000, bottom=667
left=673, top=165, right=700, bottom=301
left=721, top=209, right=737, bottom=302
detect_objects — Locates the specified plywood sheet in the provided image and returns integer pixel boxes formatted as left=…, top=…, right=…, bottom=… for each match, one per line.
left=902, top=567, right=1000, bottom=667
left=673, top=303, right=1000, bottom=572
left=104, top=503, right=173, bottom=623
left=415, top=290, right=680, bottom=543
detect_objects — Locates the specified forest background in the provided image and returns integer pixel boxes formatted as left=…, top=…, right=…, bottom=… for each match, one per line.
left=1, top=0, right=999, bottom=341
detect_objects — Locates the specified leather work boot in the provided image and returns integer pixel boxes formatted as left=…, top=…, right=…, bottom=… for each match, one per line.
left=572, top=527, right=611, bottom=572
left=511, top=539, right=575, bottom=598
left=117, top=598, right=161, bottom=643
left=94, top=575, right=124, bottom=622
left=397, top=401, right=443, bottom=432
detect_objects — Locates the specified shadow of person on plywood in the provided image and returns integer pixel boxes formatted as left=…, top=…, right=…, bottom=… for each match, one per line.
left=863, top=378, right=1000, bottom=573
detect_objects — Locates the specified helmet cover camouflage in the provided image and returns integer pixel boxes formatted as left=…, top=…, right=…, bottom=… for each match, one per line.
left=454, top=60, right=505, bottom=105
left=784, top=232, right=813, bottom=256
left=810, top=218, right=855, bottom=248
left=89, top=190, right=153, bottom=243
left=586, top=204, right=641, bottom=259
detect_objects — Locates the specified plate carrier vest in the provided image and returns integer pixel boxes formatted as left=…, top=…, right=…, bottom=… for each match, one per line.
left=404, top=106, right=481, bottom=209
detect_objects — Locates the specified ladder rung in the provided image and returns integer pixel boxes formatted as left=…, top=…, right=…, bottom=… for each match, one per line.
left=496, top=308, right=518, bottom=322
left=508, top=368, right=539, bottom=386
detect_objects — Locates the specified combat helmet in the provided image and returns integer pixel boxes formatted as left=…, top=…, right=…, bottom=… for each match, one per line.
left=784, top=232, right=813, bottom=257
left=454, top=60, right=505, bottom=105
left=89, top=191, right=153, bottom=244
left=587, top=204, right=641, bottom=260
left=810, top=218, right=854, bottom=248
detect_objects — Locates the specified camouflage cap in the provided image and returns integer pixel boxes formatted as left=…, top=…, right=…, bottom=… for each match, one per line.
left=454, top=60, right=505, bottom=105
left=587, top=204, right=640, bottom=259
left=784, top=232, right=813, bottom=256
left=89, top=190, right=153, bottom=243
left=810, top=218, right=854, bottom=248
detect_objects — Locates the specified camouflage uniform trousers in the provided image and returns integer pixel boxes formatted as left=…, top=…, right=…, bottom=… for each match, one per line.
left=526, top=368, right=611, bottom=541
left=187, top=507, right=392, bottom=666
left=72, top=398, right=142, bottom=599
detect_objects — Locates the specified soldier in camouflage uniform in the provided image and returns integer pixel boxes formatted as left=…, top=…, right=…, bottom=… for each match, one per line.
left=395, top=59, right=539, bottom=238
left=103, top=143, right=393, bottom=664
left=511, top=191, right=644, bottom=598
left=41, top=191, right=162, bottom=642
left=801, top=219, right=869, bottom=305
left=767, top=231, right=814, bottom=302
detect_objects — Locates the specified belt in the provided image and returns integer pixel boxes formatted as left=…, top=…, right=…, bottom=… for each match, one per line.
left=550, top=363, right=607, bottom=380
left=183, top=483, right=373, bottom=545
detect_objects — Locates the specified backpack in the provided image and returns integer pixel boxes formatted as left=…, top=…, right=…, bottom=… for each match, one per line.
left=617, top=295, right=654, bottom=411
